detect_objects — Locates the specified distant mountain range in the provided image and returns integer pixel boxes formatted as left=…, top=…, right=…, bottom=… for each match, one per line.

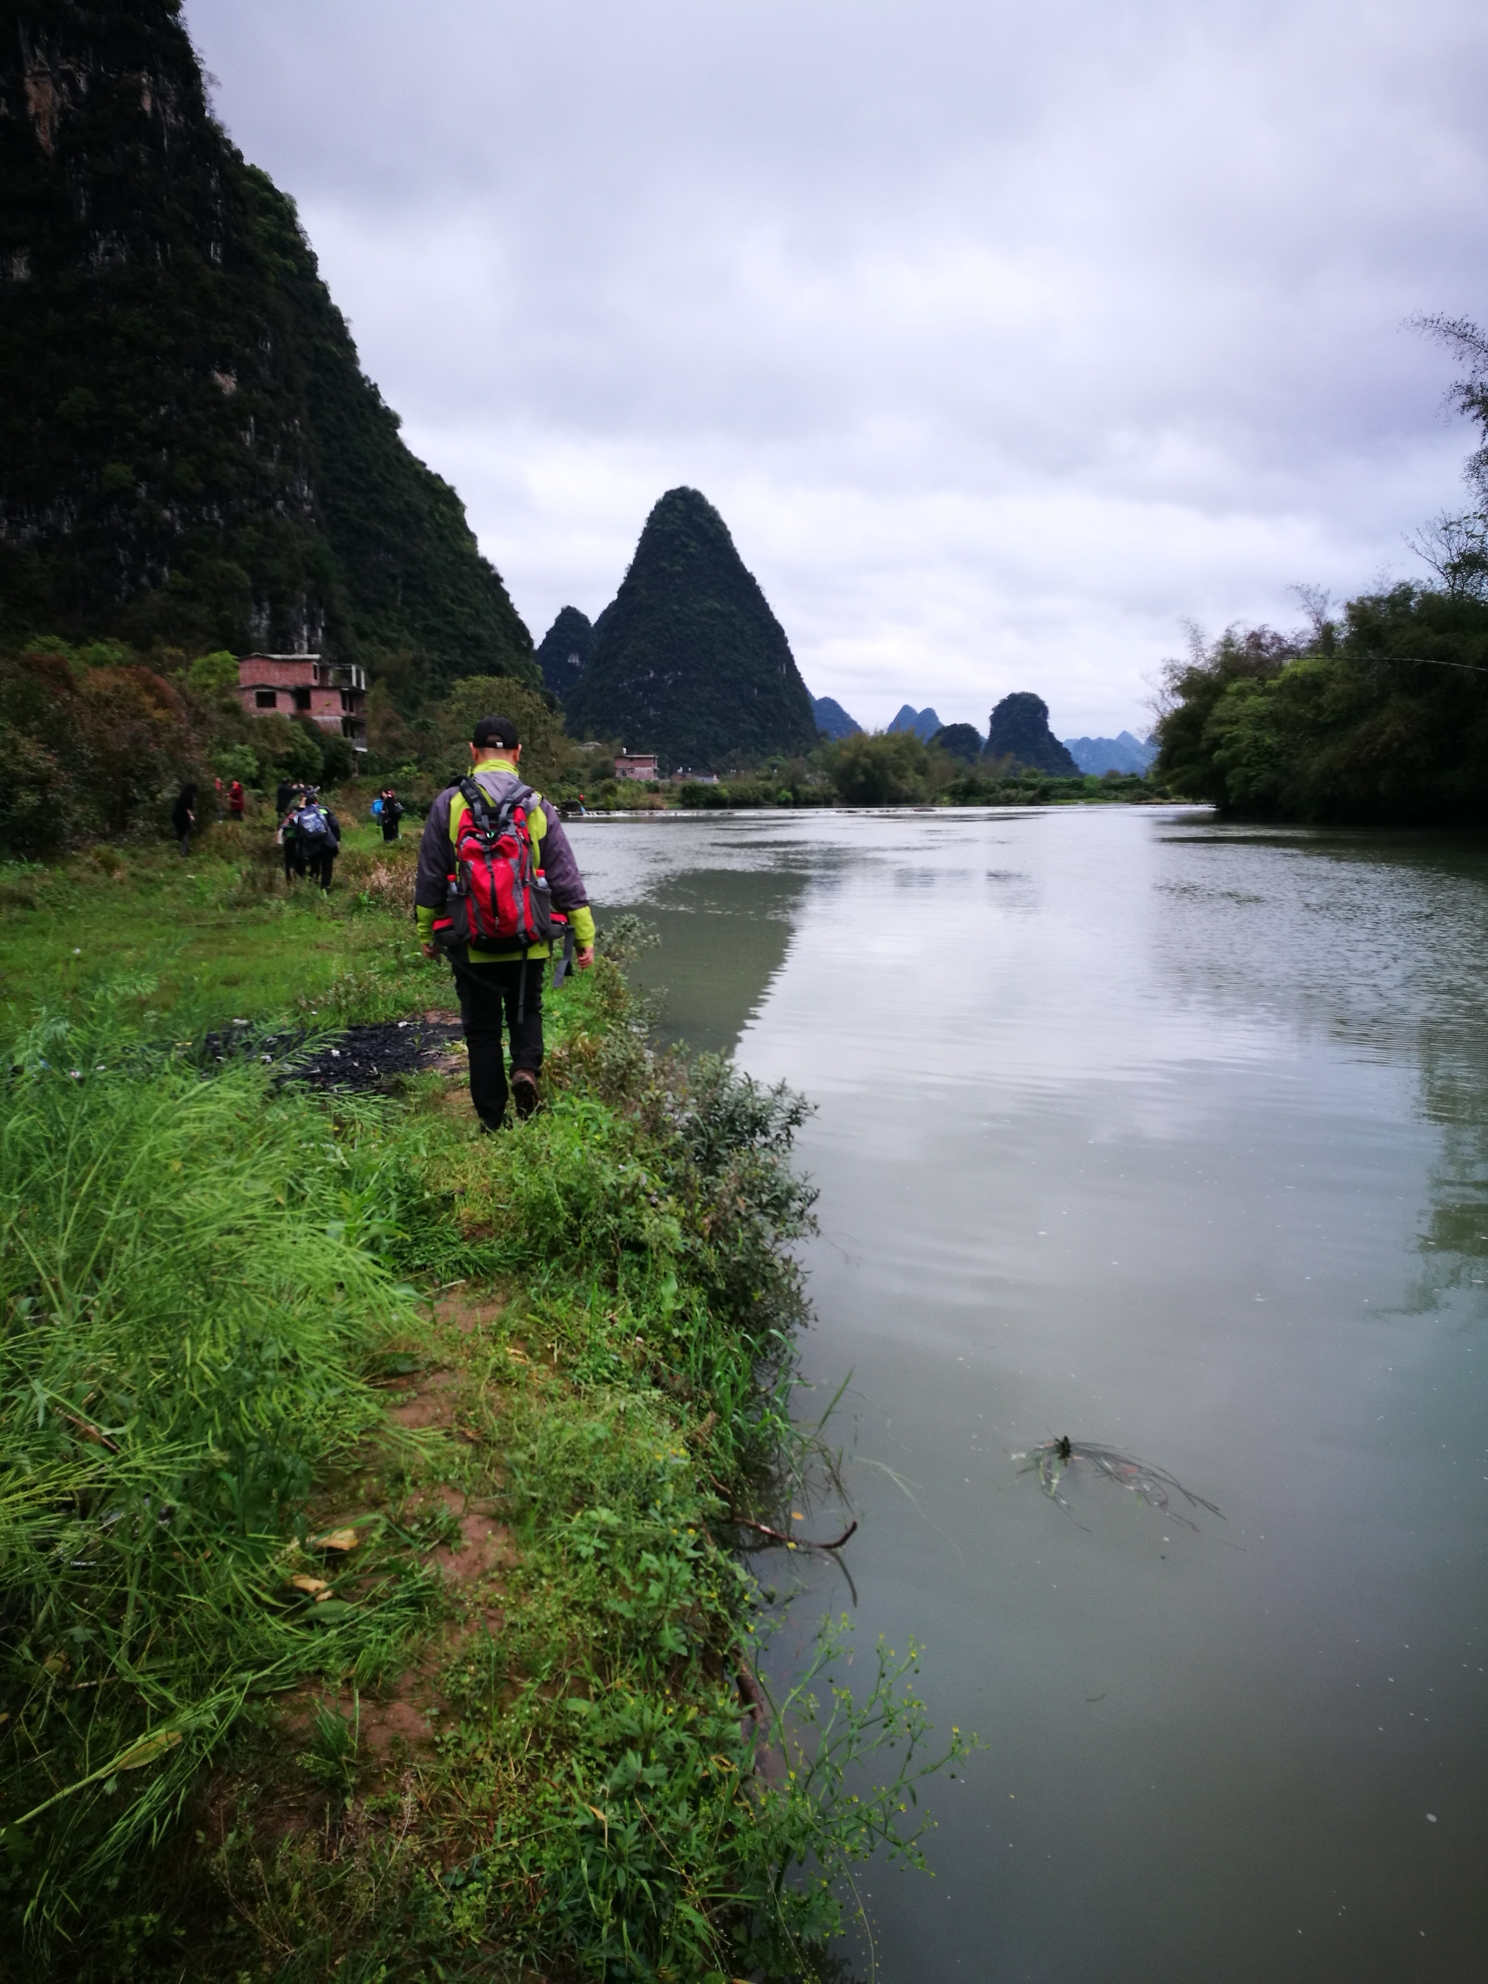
left=888, top=704, right=944, bottom=741
left=1062, top=730, right=1156, bottom=775
left=812, top=695, right=862, bottom=739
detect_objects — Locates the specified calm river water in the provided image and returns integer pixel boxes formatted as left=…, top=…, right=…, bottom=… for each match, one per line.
left=568, top=805, right=1488, bottom=1983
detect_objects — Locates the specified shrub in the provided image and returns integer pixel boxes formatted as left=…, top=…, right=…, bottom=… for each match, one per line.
left=825, top=729, right=933, bottom=804
left=187, top=649, right=240, bottom=693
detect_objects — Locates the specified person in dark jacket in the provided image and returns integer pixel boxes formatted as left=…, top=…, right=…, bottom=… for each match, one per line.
left=314, top=804, right=342, bottom=892
left=379, top=787, right=404, bottom=842
left=288, top=789, right=340, bottom=892
left=415, top=715, right=595, bottom=1129
left=171, top=783, right=196, bottom=856
left=279, top=783, right=310, bottom=881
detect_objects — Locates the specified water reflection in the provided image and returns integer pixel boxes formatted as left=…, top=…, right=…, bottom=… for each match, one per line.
left=573, top=807, right=1488, bottom=1983
left=621, top=869, right=807, bottom=1057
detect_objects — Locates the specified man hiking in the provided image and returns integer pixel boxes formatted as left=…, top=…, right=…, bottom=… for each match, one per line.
left=415, top=713, right=595, bottom=1129
left=290, top=788, right=341, bottom=892
left=279, top=783, right=308, bottom=882
left=377, top=786, right=404, bottom=842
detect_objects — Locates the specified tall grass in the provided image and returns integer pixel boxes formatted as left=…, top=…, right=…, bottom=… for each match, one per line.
left=0, top=986, right=433, bottom=1951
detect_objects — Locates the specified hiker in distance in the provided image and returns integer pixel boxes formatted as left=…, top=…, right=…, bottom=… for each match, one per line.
left=375, top=786, right=404, bottom=842
left=415, top=713, right=595, bottom=1129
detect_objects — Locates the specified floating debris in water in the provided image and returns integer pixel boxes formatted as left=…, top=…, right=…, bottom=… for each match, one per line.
left=1013, top=1437, right=1223, bottom=1531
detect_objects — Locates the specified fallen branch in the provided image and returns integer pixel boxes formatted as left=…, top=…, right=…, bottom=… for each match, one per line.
left=708, top=1476, right=857, bottom=1552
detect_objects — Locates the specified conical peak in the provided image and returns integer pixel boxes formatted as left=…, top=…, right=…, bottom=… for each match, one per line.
left=634, top=487, right=738, bottom=561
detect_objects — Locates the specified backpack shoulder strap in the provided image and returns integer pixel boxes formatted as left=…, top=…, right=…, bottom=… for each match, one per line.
left=457, top=777, right=499, bottom=837
left=460, top=776, right=536, bottom=839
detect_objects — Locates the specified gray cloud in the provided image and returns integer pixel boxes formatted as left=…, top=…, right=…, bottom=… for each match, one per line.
left=187, top=0, right=1488, bottom=734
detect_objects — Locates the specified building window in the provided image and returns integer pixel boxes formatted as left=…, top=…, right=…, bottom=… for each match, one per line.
left=292, top=687, right=311, bottom=712
left=255, top=689, right=276, bottom=708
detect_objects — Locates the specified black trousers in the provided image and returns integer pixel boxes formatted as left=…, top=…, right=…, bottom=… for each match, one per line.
left=448, top=953, right=544, bottom=1130
left=381, top=819, right=400, bottom=841
left=310, top=850, right=336, bottom=892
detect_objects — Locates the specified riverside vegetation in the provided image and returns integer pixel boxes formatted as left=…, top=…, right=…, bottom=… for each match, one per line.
left=0, top=634, right=1166, bottom=866
left=1152, top=317, right=1488, bottom=825
left=0, top=815, right=974, bottom=1982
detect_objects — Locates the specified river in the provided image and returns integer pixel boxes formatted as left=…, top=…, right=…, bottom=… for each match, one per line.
left=568, top=804, right=1488, bottom=1983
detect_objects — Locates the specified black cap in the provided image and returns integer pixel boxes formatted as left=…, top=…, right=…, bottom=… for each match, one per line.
left=472, top=714, right=519, bottom=749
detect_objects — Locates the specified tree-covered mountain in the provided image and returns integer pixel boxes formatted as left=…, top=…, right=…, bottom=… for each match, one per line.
left=565, top=487, right=817, bottom=770
left=0, top=0, right=536, bottom=698
left=535, top=605, right=593, bottom=700
left=985, top=693, right=1079, bottom=774
left=929, top=721, right=983, bottom=763
left=812, top=693, right=861, bottom=739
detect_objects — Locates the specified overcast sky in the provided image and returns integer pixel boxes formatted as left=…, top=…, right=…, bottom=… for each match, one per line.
left=186, top=0, right=1488, bottom=738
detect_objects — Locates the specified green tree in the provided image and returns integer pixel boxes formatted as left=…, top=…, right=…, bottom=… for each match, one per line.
left=429, top=677, right=569, bottom=794
left=1152, top=593, right=1488, bottom=822
left=825, top=730, right=934, bottom=804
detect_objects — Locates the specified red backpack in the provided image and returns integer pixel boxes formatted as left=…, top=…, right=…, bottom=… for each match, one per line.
left=431, top=777, right=553, bottom=952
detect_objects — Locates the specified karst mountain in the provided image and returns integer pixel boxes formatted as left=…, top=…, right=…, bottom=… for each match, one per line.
left=985, top=692, right=1080, bottom=775
left=0, top=0, right=535, bottom=695
left=565, top=488, right=818, bottom=771
left=535, top=606, right=594, bottom=701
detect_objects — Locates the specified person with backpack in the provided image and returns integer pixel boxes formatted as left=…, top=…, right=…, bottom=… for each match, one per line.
left=290, top=789, right=341, bottom=892
left=414, top=713, right=595, bottom=1129
left=379, top=787, right=404, bottom=843
left=279, top=783, right=308, bottom=881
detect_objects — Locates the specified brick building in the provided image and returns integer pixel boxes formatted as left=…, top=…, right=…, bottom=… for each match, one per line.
left=236, top=654, right=367, bottom=750
left=613, top=751, right=659, bottom=781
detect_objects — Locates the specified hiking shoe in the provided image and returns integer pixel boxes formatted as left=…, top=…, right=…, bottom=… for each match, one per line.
left=510, top=1068, right=541, bottom=1119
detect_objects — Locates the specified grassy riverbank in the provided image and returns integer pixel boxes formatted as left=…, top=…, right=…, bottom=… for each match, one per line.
left=0, top=826, right=969, bottom=1980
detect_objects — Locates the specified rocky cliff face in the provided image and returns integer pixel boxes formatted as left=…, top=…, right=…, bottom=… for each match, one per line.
left=566, top=488, right=817, bottom=770
left=985, top=693, right=1079, bottom=774
left=0, top=0, right=535, bottom=695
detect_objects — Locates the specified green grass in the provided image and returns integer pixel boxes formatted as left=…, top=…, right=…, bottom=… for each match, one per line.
left=0, top=837, right=974, bottom=1981
left=0, top=815, right=429, bottom=1031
